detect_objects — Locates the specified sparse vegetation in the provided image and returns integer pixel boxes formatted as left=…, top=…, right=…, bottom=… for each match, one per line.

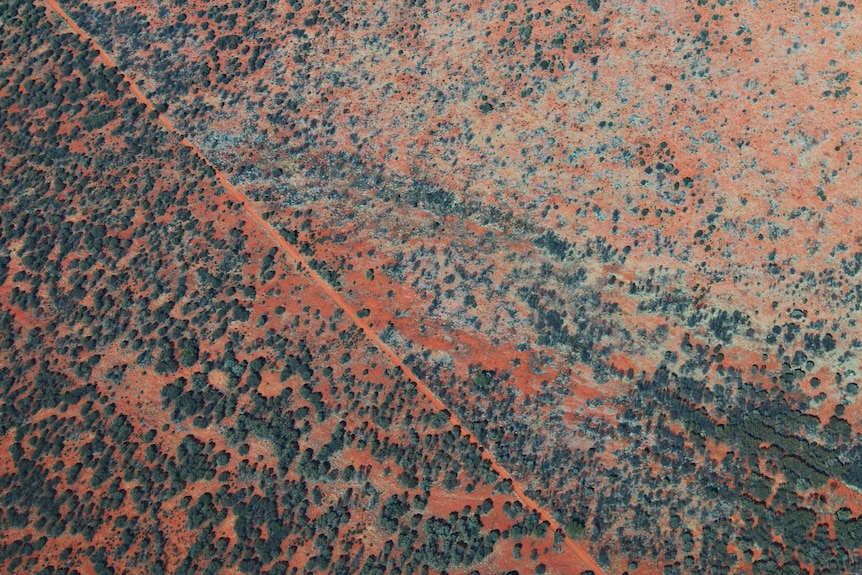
left=2, top=0, right=861, bottom=573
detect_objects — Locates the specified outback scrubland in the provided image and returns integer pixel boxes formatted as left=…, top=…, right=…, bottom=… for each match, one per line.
left=1, top=0, right=862, bottom=574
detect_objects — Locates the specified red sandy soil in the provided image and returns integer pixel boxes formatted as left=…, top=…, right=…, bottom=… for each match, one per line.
left=38, top=1, right=607, bottom=571
left=10, top=0, right=862, bottom=572
left=0, top=26, right=581, bottom=575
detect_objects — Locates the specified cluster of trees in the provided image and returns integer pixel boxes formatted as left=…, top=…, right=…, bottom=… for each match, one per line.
left=414, top=255, right=862, bottom=575
left=0, top=5, right=569, bottom=574
left=13, top=0, right=862, bottom=572
left=632, top=338, right=862, bottom=572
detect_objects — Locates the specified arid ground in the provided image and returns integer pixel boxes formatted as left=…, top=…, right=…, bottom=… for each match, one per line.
left=1, top=0, right=862, bottom=574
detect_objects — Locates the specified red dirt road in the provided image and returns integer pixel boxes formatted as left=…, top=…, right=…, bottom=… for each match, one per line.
left=40, top=0, right=607, bottom=572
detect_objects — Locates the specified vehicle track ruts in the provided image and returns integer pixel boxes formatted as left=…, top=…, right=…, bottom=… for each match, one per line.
left=39, top=1, right=608, bottom=572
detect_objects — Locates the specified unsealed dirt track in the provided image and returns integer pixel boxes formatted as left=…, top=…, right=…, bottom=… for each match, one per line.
left=40, top=0, right=608, bottom=572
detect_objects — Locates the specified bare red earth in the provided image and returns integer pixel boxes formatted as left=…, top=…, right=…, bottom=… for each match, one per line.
left=40, top=0, right=606, bottom=572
